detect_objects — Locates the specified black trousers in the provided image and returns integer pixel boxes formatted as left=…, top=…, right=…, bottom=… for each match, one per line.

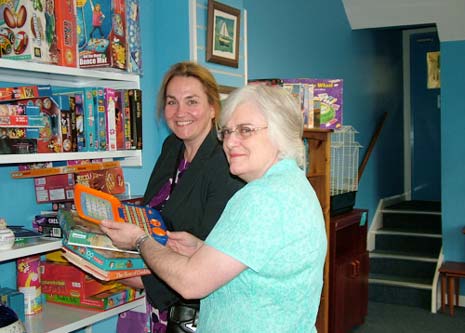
left=167, top=301, right=199, bottom=333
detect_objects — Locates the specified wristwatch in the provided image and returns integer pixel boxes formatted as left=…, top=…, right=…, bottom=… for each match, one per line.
left=135, top=234, right=150, bottom=253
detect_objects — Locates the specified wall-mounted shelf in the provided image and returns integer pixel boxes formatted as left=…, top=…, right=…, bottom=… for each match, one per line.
left=0, top=238, right=61, bottom=263
left=0, top=150, right=142, bottom=167
left=0, top=59, right=140, bottom=89
left=24, top=298, right=146, bottom=333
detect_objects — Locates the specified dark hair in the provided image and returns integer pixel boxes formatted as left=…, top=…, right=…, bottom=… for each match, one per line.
left=157, top=62, right=221, bottom=120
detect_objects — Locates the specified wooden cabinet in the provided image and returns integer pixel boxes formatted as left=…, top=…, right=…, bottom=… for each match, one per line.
left=303, top=129, right=331, bottom=333
left=329, top=209, right=369, bottom=333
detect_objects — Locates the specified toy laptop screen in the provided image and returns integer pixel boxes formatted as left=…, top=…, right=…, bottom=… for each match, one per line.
left=74, top=184, right=123, bottom=224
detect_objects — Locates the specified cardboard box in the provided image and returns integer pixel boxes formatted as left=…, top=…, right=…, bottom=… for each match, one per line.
left=15, top=96, right=63, bottom=153
left=54, top=0, right=78, bottom=67
left=0, top=0, right=55, bottom=63
left=34, top=173, right=75, bottom=203
left=283, top=78, right=343, bottom=129
left=74, top=167, right=125, bottom=194
left=0, top=138, right=37, bottom=154
left=40, top=260, right=117, bottom=298
left=44, top=285, right=141, bottom=311
left=104, top=88, right=117, bottom=151
left=283, top=83, right=319, bottom=129
left=76, top=0, right=127, bottom=70
left=125, top=0, right=142, bottom=74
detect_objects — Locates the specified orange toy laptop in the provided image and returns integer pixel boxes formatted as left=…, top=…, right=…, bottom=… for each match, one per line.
left=74, top=184, right=167, bottom=245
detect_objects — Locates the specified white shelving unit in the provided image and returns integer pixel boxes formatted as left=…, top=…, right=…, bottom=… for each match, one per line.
left=0, top=238, right=62, bottom=262
left=24, top=298, right=146, bottom=333
left=0, top=60, right=146, bottom=331
left=0, top=59, right=143, bottom=167
left=0, top=238, right=146, bottom=333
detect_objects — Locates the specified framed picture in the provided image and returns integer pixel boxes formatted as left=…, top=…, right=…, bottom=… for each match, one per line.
left=219, top=85, right=236, bottom=100
left=206, top=0, right=241, bottom=68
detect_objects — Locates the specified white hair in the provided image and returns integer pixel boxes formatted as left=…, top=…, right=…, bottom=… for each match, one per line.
left=219, top=84, right=305, bottom=168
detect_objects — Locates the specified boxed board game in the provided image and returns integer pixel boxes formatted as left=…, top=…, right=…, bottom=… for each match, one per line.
left=125, top=0, right=142, bottom=74
left=283, top=78, right=343, bottom=129
left=54, top=0, right=78, bottom=67
left=44, top=284, right=142, bottom=310
left=40, top=260, right=118, bottom=298
left=76, top=0, right=127, bottom=70
left=0, top=0, right=56, bottom=63
left=34, top=173, right=75, bottom=203
left=282, top=82, right=319, bottom=129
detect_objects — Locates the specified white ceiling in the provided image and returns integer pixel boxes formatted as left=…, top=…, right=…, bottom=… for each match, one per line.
left=342, top=0, right=465, bottom=41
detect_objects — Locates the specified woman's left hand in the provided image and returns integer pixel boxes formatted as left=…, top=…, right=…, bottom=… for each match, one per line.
left=100, top=220, right=145, bottom=250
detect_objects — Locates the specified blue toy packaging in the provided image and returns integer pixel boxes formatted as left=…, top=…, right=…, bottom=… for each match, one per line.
left=76, top=0, right=127, bottom=70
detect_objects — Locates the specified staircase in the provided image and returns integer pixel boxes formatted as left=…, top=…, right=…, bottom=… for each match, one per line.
left=368, top=200, right=442, bottom=309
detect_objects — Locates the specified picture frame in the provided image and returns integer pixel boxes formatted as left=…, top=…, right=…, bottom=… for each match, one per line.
left=219, top=85, right=236, bottom=100
left=206, top=0, right=241, bottom=68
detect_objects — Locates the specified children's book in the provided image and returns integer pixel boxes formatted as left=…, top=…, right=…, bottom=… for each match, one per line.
left=58, top=209, right=136, bottom=253
left=63, top=241, right=147, bottom=271
left=61, top=247, right=150, bottom=281
left=74, top=184, right=167, bottom=245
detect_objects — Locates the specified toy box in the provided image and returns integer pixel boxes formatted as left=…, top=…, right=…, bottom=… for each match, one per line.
left=104, top=87, right=117, bottom=151
left=54, top=0, right=78, bottom=67
left=94, top=87, right=107, bottom=150
left=0, top=0, right=55, bottom=63
left=44, top=285, right=141, bottom=311
left=283, top=82, right=319, bottom=129
left=40, top=260, right=117, bottom=298
left=74, top=166, right=125, bottom=194
left=15, top=96, right=63, bottom=153
left=76, top=0, right=127, bottom=70
left=0, top=137, right=37, bottom=153
left=125, top=0, right=141, bottom=74
left=34, top=173, right=75, bottom=203
left=0, top=85, right=40, bottom=102
left=283, top=78, right=343, bottom=129
left=54, top=94, right=77, bottom=152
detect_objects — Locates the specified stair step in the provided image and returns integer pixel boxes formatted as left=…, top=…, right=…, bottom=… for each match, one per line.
left=368, top=282, right=431, bottom=309
left=374, top=233, right=441, bottom=257
left=377, top=227, right=442, bottom=237
left=370, top=251, right=437, bottom=262
left=382, top=213, right=442, bottom=234
left=369, top=256, right=436, bottom=281
left=369, top=274, right=433, bottom=288
left=384, top=200, right=441, bottom=212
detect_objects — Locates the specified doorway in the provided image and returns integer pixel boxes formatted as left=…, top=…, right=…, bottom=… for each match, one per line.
left=403, top=28, right=441, bottom=202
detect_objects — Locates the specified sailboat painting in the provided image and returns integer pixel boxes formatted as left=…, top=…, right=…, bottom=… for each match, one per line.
left=216, top=18, right=234, bottom=50
left=207, top=1, right=241, bottom=67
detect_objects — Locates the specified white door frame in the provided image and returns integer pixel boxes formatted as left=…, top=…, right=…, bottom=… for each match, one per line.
left=402, top=27, right=437, bottom=200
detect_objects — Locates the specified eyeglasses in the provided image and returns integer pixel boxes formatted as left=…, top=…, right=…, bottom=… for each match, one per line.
left=217, top=124, right=268, bottom=141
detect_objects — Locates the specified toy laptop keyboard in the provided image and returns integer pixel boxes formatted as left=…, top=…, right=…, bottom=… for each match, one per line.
left=74, top=184, right=167, bottom=245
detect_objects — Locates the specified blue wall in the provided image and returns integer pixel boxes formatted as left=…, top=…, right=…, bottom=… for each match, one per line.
left=1, top=0, right=463, bottom=331
left=243, top=0, right=405, bottom=218
left=441, top=40, right=465, bottom=262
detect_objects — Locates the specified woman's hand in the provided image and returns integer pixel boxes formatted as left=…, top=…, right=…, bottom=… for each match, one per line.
left=166, top=231, right=203, bottom=257
left=100, top=220, right=145, bottom=250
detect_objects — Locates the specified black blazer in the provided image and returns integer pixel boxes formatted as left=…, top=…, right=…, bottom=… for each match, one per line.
left=141, top=129, right=244, bottom=309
